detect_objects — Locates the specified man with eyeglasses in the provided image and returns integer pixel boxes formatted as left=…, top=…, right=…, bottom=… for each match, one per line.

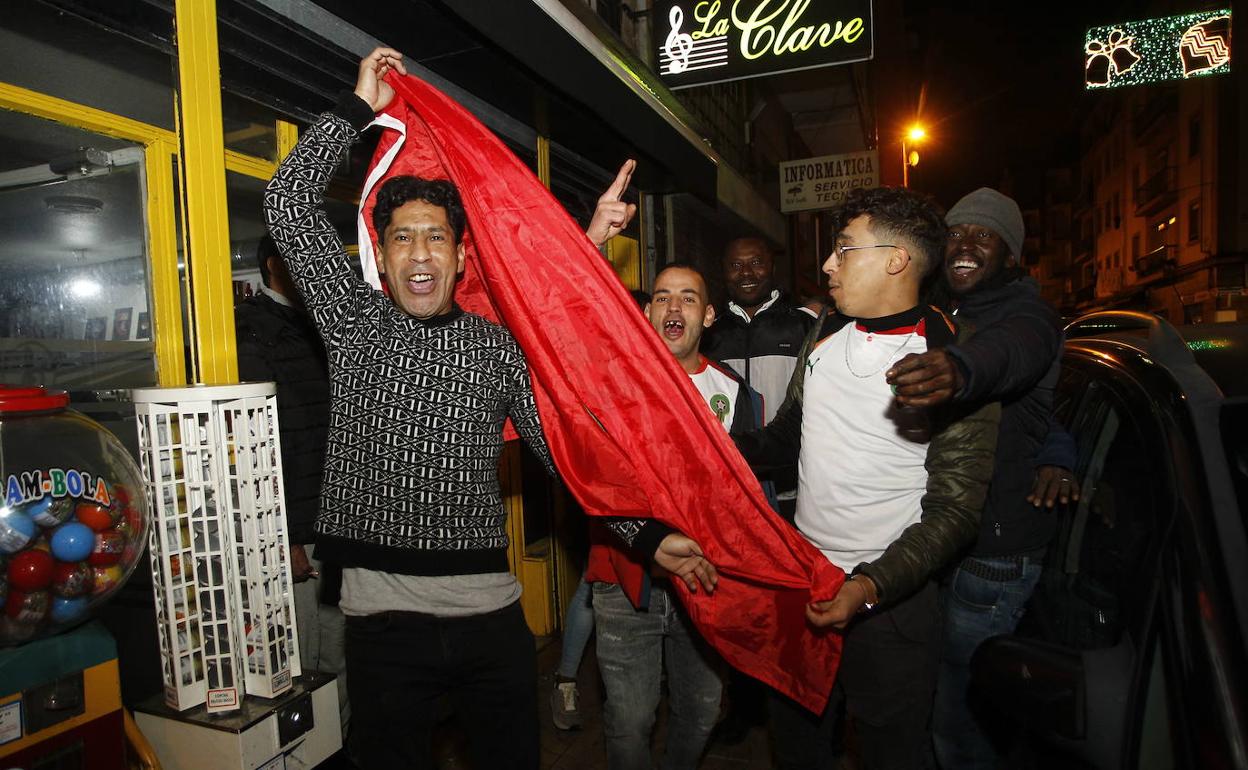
left=882, top=188, right=1066, bottom=769
left=735, top=187, right=1000, bottom=769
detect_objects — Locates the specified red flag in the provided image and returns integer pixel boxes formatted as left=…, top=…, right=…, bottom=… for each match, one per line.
left=357, top=74, right=843, bottom=713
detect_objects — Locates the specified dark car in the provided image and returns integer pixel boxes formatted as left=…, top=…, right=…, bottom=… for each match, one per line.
left=971, top=311, right=1248, bottom=768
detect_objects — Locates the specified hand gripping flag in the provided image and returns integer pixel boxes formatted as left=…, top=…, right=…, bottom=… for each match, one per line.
left=356, top=73, right=844, bottom=713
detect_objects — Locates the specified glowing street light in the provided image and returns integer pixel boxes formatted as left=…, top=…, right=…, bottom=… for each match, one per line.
left=902, top=124, right=927, bottom=187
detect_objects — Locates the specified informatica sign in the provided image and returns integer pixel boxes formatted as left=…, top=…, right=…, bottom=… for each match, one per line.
left=779, top=150, right=878, bottom=213
left=1085, top=9, right=1231, bottom=89
left=656, top=0, right=874, bottom=89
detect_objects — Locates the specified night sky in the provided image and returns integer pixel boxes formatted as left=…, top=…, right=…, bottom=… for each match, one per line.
left=904, top=1, right=1147, bottom=210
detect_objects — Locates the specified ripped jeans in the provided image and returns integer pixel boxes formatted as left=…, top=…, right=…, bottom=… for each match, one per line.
left=592, top=581, right=723, bottom=770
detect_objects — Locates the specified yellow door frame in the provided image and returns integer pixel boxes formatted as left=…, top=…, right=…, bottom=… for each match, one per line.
left=0, top=82, right=186, bottom=387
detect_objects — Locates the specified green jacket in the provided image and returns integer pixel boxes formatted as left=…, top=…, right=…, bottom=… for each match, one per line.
left=735, top=305, right=1001, bottom=607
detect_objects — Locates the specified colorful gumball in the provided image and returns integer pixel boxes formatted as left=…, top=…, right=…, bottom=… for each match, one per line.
left=75, top=502, right=116, bottom=532
left=29, top=497, right=74, bottom=528
left=90, top=565, right=123, bottom=597
left=50, top=596, right=88, bottom=625
left=0, top=512, right=37, bottom=555
left=87, top=530, right=126, bottom=567
left=8, top=550, right=53, bottom=592
left=51, top=562, right=93, bottom=598
left=49, top=522, right=94, bottom=563
left=20, top=497, right=52, bottom=521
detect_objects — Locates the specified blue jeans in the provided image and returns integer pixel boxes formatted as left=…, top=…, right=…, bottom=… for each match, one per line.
left=592, top=582, right=723, bottom=770
left=932, top=556, right=1043, bottom=770
left=557, top=576, right=595, bottom=679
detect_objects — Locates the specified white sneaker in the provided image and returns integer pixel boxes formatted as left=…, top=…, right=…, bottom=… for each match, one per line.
left=550, top=680, right=583, bottom=730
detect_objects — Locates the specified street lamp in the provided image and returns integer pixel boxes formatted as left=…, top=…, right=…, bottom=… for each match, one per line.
left=902, top=125, right=926, bottom=187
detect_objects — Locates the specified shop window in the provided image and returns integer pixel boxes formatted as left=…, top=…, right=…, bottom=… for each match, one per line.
left=1188, top=199, right=1201, bottom=243
left=0, top=111, right=157, bottom=389
left=1183, top=303, right=1204, bottom=325
left=0, top=0, right=176, bottom=131
left=226, top=170, right=359, bottom=296
left=222, top=93, right=282, bottom=162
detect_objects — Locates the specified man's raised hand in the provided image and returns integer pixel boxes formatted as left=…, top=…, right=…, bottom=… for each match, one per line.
left=355, top=47, right=408, bottom=114
left=654, top=532, right=718, bottom=594
left=586, top=160, right=638, bottom=247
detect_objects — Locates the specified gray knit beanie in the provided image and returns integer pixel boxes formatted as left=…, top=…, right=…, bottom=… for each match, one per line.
left=946, top=188, right=1024, bottom=261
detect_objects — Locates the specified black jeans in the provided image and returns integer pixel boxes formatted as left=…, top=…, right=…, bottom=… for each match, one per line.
left=770, top=581, right=941, bottom=770
left=344, top=600, right=538, bottom=770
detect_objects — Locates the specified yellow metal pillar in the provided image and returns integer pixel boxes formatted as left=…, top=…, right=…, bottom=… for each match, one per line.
left=146, top=140, right=188, bottom=386
left=174, top=0, right=237, bottom=384
left=276, top=119, right=299, bottom=162
left=536, top=135, right=551, bottom=188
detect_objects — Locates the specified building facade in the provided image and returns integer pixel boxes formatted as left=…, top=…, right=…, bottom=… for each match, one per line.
left=1067, top=66, right=1246, bottom=323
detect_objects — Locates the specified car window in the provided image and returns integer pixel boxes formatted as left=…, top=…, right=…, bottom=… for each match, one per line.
left=1053, top=365, right=1091, bottom=427
left=1024, top=364, right=1170, bottom=651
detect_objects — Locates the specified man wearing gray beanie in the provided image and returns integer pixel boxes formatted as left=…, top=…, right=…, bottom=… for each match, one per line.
left=884, top=187, right=1072, bottom=769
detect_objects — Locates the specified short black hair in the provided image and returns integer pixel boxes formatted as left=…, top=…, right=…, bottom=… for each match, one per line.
left=372, top=176, right=467, bottom=244
left=629, top=289, right=651, bottom=311
left=256, top=234, right=279, bottom=287
left=654, top=262, right=710, bottom=301
left=832, top=187, right=946, bottom=276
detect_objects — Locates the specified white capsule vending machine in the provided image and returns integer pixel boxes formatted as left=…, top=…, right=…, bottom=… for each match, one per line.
left=128, top=384, right=340, bottom=770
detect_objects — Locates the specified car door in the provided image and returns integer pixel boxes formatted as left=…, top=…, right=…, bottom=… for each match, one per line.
left=975, top=348, right=1179, bottom=768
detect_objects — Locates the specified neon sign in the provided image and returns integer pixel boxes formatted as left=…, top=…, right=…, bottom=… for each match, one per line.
left=1085, top=9, right=1231, bottom=89
left=657, top=0, right=874, bottom=89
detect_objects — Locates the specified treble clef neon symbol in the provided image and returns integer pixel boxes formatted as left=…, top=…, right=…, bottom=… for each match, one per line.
left=664, top=6, right=694, bottom=73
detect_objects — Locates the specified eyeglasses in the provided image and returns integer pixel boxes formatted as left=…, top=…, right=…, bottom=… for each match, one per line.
left=827, top=243, right=907, bottom=269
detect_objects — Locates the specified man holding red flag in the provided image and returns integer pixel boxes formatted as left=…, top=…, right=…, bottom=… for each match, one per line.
left=736, top=188, right=1001, bottom=769
left=264, top=48, right=714, bottom=769
left=588, top=263, right=773, bottom=770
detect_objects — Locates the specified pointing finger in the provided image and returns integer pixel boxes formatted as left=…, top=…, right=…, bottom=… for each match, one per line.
left=600, top=159, right=636, bottom=203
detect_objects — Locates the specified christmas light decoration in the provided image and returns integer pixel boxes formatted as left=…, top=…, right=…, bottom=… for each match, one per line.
left=1085, top=9, right=1231, bottom=89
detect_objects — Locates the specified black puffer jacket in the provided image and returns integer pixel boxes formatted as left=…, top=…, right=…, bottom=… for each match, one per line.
left=736, top=306, right=1001, bottom=606
left=235, top=292, right=330, bottom=544
left=703, top=291, right=815, bottom=420
left=703, top=292, right=814, bottom=494
left=945, top=275, right=1063, bottom=557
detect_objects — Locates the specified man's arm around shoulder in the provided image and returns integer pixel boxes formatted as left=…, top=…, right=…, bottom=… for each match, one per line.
left=856, top=400, right=1001, bottom=606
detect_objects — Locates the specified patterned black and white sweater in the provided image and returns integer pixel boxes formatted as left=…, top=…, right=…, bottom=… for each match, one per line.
left=264, top=101, right=583, bottom=577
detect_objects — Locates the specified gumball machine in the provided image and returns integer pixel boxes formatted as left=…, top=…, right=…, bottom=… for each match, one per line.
left=0, top=385, right=150, bottom=769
